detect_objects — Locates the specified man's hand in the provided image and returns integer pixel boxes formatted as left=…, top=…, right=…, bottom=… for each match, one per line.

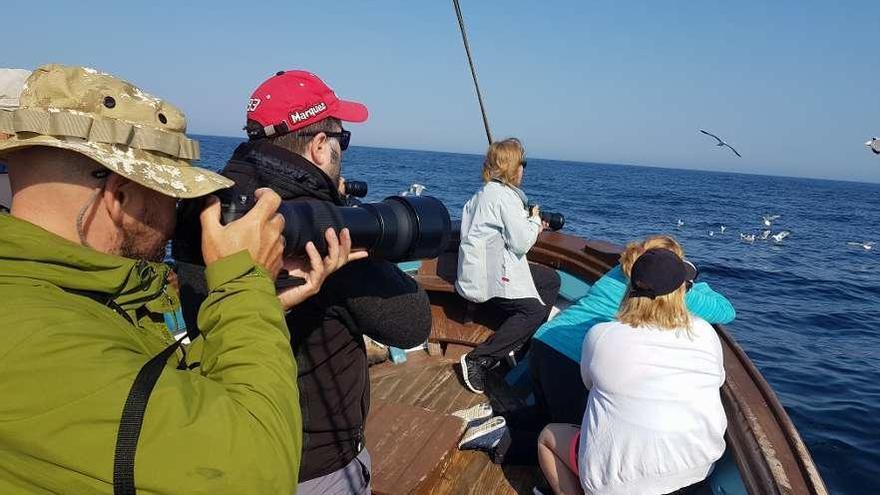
left=277, top=228, right=368, bottom=310
left=200, top=188, right=286, bottom=278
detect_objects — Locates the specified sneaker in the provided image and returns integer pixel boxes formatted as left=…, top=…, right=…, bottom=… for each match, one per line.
left=458, top=416, right=507, bottom=451
left=459, top=354, right=483, bottom=394
left=460, top=354, right=492, bottom=394
left=452, top=402, right=494, bottom=428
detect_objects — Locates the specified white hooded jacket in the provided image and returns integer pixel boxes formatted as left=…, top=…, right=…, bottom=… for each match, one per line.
left=456, top=180, right=543, bottom=304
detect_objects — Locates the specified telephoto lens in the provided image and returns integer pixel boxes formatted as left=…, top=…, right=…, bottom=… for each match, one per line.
left=540, top=211, right=565, bottom=231
left=344, top=180, right=368, bottom=198
left=173, top=189, right=452, bottom=264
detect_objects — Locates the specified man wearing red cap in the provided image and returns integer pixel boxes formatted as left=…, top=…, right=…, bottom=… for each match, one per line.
left=178, top=70, right=432, bottom=494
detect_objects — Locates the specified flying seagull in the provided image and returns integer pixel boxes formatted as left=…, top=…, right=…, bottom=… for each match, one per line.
left=700, top=129, right=742, bottom=157
left=867, top=137, right=880, bottom=155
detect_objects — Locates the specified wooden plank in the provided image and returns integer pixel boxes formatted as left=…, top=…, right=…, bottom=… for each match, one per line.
left=369, top=355, right=542, bottom=495
left=366, top=401, right=465, bottom=495
left=427, top=342, right=442, bottom=356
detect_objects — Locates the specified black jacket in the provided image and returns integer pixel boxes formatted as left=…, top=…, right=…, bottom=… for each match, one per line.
left=220, top=140, right=431, bottom=481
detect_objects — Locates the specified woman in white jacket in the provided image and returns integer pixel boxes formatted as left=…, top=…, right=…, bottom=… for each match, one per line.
left=456, top=138, right=560, bottom=394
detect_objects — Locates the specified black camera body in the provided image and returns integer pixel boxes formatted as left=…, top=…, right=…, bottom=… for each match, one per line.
left=344, top=180, right=368, bottom=198
left=540, top=211, right=565, bottom=231
left=172, top=188, right=452, bottom=265
left=527, top=204, right=565, bottom=231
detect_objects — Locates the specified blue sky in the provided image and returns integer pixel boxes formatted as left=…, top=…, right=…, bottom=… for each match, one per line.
left=4, top=0, right=878, bottom=183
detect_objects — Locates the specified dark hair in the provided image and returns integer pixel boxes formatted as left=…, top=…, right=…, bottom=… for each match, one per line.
left=247, top=117, right=342, bottom=155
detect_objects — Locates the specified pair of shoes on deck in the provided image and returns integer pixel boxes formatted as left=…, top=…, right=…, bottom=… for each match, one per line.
left=455, top=401, right=506, bottom=453
left=459, top=353, right=496, bottom=394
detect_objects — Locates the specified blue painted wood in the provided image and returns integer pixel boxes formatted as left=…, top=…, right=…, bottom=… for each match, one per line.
left=709, top=450, right=748, bottom=494
left=558, top=270, right=591, bottom=302
left=397, top=260, right=422, bottom=274
left=389, top=346, right=408, bottom=364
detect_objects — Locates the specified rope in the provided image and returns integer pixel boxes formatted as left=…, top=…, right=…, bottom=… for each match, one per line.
left=452, top=0, right=493, bottom=145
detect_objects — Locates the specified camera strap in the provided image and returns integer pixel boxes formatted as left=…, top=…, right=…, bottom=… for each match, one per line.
left=113, top=335, right=187, bottom=495
left=63, top=288, right=187, bottom=495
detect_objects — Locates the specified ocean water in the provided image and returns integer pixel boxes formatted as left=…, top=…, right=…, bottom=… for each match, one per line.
left=197, top=135, right=880, bottom=494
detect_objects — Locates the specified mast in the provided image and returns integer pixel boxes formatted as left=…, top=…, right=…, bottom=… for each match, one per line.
left=452, top=0, right=493, bottom=145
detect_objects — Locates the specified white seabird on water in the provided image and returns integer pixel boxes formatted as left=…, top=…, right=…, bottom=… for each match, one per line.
left=760, top=229, right=772, bottom=240
left=720, top=225, right=727, bottom=234
left=708, top=230, right=715, bottom=237
left=699, top=129, right=742, bottom=157
left=771, top=231, right=791, bottom=243
left=740, top=233, right=756, bottom=243
left=762, top=214, right=781, bottom=228
left=867, top=137, right=880, bottom=155
left=400, top=183, right=426, bottom=197
left=847, top=241, right=875, bottom=251
left=676, top=219, right=684, bottom=228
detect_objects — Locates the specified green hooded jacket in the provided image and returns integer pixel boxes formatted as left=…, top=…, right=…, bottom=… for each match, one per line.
left=0, top=214, right=301, bottom=494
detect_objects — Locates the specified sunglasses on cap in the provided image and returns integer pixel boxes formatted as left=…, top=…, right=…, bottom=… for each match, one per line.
left=297, top=130, right=351, bottom=151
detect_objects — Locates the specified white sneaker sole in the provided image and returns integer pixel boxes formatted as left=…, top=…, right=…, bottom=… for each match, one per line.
left=460, top=354, right=484, bottom=394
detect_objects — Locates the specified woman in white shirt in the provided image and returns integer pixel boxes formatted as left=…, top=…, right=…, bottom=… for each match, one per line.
left=537, top=247, right=726, bottom=495
left=456, top=138, right=560, bottom=394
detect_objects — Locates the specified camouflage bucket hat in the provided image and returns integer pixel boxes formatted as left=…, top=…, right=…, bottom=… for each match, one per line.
left=0, top=64, right=232, bottom=198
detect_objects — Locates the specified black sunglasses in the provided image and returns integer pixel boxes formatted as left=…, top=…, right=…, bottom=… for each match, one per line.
left=297, top=130, right=351, bottom=151
left=520, top=160, right=528, bottom=169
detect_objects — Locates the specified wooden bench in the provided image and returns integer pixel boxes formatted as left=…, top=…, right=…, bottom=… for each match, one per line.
left=366, top=400, right=467, bottom=495
left=413, top=255, right=498, bottom=349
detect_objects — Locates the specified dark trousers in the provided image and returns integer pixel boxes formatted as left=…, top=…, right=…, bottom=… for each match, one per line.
left=469, top=264, right=561, bottom=362
left=500, top=340, right=588, bottom=465
left=529, top=340, right=588, bottom=425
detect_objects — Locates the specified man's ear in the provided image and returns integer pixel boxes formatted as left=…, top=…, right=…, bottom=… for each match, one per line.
left=101, top=174, right=133, bottom=227
left=306, top=133, right=329, bottom=167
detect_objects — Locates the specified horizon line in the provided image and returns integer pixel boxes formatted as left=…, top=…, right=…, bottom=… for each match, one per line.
left=191, top=133, right=880, bottom=187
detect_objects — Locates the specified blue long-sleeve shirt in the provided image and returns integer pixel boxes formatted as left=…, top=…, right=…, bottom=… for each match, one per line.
left=533, top=265, right=736, bottom=362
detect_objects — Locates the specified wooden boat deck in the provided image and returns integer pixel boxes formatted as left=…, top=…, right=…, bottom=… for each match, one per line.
left=368, top=347, right=542, bottom=495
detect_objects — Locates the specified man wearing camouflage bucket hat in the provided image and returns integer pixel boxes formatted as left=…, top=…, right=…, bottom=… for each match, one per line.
left=0, top=64, right=357, bottom=493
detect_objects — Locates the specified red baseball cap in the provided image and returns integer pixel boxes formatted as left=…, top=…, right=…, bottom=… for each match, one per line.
left=245, top=70, right=368, bottom=139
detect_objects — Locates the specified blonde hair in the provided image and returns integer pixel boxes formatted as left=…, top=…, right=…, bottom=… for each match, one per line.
left=617, top=235, right=691, bottom=331
left=482, top=138, right=524, bottom=186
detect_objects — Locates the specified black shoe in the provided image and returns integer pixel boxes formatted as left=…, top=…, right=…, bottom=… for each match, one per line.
left=460, top=354, right=493, bottom=394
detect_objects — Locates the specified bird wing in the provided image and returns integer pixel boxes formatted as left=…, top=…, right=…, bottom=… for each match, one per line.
left=725, top=144, right=742, bottom=157
left=699, top=129, right=724, bottom=145
left=848, top=242, right=863, bottom=246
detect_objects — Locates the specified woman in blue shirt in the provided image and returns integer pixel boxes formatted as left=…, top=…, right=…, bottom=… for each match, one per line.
left=530, top=235, right=735, bottom=424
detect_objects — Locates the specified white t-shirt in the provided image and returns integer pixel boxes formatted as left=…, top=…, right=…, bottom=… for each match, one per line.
left=578, top=318, right=727, bottom=495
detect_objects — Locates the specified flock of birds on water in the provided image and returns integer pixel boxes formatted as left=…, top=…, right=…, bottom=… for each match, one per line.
left=674, top=214, right=874, bottom=252
left=693, top=131, right=876, bottom=253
